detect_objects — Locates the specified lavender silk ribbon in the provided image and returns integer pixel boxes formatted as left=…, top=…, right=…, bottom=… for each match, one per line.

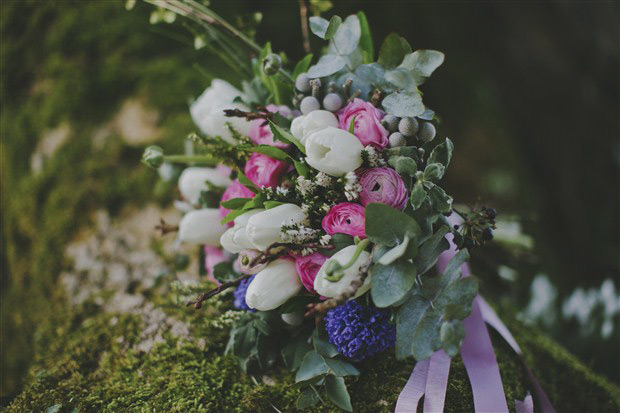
left=395, top=219, right=555, bottom=413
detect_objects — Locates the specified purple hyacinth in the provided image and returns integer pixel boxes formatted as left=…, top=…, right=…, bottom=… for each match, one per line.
left=324, top=300, right=395, bottom=361
left=233, top=274, right=256, bottom=312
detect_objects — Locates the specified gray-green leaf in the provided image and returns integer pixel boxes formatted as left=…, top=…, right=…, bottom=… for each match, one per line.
left=371, top=260, right=417, bottom=308
left=424, top=162, right=445, bottom=182
left=440, top=320, right=465, bottom=356
left=382, top=91, right=425, bottom=117
left=365, top=203, right=421, bottom=247
left=428, top=138, right=454, bottom=168
left=332, top=15, right=361, bottom=56
left=325, top=375, right=353, bottom=412
left=307, top=54, right=347, bottom=78
left=309, top=15, right=342, bottom=40
left=297, top=387, right=320, bottom=409
left=377, top=33, right=412, bottom=68
left=296, top=351, right=329, bottom=382
left=399, top=50, right=445, bottom=85
left=411, top=181, right=427, bottom=210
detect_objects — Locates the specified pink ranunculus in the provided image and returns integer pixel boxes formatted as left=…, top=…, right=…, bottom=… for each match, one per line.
left=322, top=202, right=366, bottom=238
left=219, top=179, right=255, bottom=224
left=249, top=104, right=292, bottom=149
left=337, top=98, right=389, bottom=149
left=244, top=152, right=287, bottom=189
left=358, top=167, right=408, bottom=210
left=204, top=246, right=229, bottom=285
left=295, top=252, right=328, bottom=294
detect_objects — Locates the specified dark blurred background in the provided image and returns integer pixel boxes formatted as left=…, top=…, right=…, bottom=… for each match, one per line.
left=2, top=0, right=618, bottom=402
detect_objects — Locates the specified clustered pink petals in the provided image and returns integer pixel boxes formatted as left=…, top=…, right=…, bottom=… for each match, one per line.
left=249, top=104, right=293, bottom=149
left=244, top=152, right=287, bottom=189
left=295, top=252, right=328, bottom=294
left=219, top=179, right=254, bottom=223
left=322, top=202, right=366, bottom=238
left=358, top=167, right=408, bottom=210
left=337, top=98, right=389, bottom=149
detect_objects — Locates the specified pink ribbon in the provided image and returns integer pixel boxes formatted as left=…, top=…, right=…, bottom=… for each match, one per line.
left=395, top=215, right=555, bottom=412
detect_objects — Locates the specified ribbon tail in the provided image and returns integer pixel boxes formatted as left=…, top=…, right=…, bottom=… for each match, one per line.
left=423, top=350, right=451, bottom=413
left=478, top=297, right=556, bottom=413
left=461, top=296, right=510, bottom=413
left=515, top=393, right=535, bottom=413
left=395, top=358, right=430, bottom=413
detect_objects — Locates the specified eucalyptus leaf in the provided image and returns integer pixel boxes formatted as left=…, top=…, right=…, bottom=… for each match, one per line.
left=327, top=233, right=355, bottom=256
left=309, top=15, right=342, bottom=40
left=313, top=329, right=339, bottom=358
left=296, top=351, right=330, bottom=382
left=297, top=387, right=320, bottom=409
left=332, top=15, right=361, bottom=56
left=385, top=68, right=418, bottom=92
left=371, top=259, right=417, bottom=308
left=365, top=203, right=421, bottom=247
left=440, top=248, right=469, bottom=287
left=382, top=91, right=425, bottom=118
left=282, top=332, right=313, bottom=370
left=399, top=50, right=445, bottom=85
left=427, top=138, right=454, bottom=168
left=413, top=225, right=450, bottom=276
left=324, top=358, right=360, bottom=377
left=307, top=54, right=347, bottom=78
left=325, top=375, right=353, bottom=412
left=378, top=33, right=412, bottom=68
left=440, top=320, right=465, bottom=356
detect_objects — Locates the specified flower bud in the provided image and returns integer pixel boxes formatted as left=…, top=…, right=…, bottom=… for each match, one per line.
left=178, top=208, right=227, bottom=246
left=219, top=209, right=265, bottom=254
left=262, top=53, right=282, bottom=76
left=142, top=145, right=164, bottom=169
left=238, top=249, right=267, bottom=275
left=314, top=245, right=371, bottom=298
left=178, top=167, right=232, bottom=205
left=304, top=127, right=363, bottom=177
left=245, top=259, right=302, bottom=311
left=290, top=110, right=339, bottom=145
left=245, top=204, right=306, bottom=251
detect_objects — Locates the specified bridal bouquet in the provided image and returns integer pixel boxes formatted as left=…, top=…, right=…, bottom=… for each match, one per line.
left=142, top=4, right=497, bottom=411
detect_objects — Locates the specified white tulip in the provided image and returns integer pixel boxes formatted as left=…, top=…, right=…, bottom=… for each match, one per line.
left=178, top=167, right=232, bottom=205
left=245, top=204, right=306, bottom=251
left=314, top=245, right=371, bottom=298
left=245, top=259, right=302, bottom=311
left=178, top=208, right=227, bottom=246
left=290, top=110, right=339, bottom=145
left=218, top=209, right=265, bottom=254
left=190, top=79, right=251, bottom=144
left=304, top=127, right=364, bottom=176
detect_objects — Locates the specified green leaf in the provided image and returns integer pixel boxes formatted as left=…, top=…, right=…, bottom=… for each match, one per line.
left=440, top=319, right=465, bottom=357
left=268, top=120, right=306, bottom=154
left=309, top=15, right=342, bottom=39
left=388, top=155, right=417, bottom=176
left=413, top=225, right=450, bottom=276
left=385, top=68, right=418, bottom=92
left=282, top=331, right=313, bottom=370
left=332, top=15, right=361, bottom=56
left=220, top=197, right=252, bottom=209
left=325, top=358, right=360, bottom=377
left=293, top=54, right=314, bottom=79
left=279, top=294, right=315, bottom=314
left=382, top=91, right=425, bottom=118
left=371, top=260, right=417, bottom=308
left=297, top=387, right=321, bottom=409
left=222, top=208, right=247, bottom=224
left=313, top=329, right=339, bottom=358
left=296, top=351, right=330, bottom=382
left=427, top=138, right=454, bottom=168
left=236, top=171, right=258, bottom=193
left=307, top=54, right=346, bottom=78
left=377, top=33, right=412, bottom=68
left=213, top=261, right=236, bottom=283
left=427, top=184, right=453, bottom=213
left=243, top=144, right=290, bottom=161
left=411, top=181, right=427, bottom=210
left=325, top=375, right=353, bottom=412
left=399, top=50, right=445, bottom=85
left=356, top=11, right=374, bottom=63
left=264, top=200, right=285, bottom=209
left=348, top=115, right=357, bottom=134
left=326, top=233, right=355, bottom=256
left=424, top=163, right=445, bottom=182
left=440, top=248, right=469, bottom=287
left=365, top=203, right=421, bottom=247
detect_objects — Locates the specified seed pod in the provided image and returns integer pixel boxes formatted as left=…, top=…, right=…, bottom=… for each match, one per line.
left=417, top=122, right=436, bottom=143
left=262, top=53, right=282, bottom=76
left=142, top=145, right=164, bottom=168
left=295, top=72, right=311, bottom=92
left=398, top=117, right=419, bottom=137
left=482, top=228, right=494, bottom=241
left=300, top=96, right=320, bottom=114
left=388, top=132, right=407, bottom=148
left=485, top=207, right=497, bottom=219
left=381, top=114, right=399, bottom=133
left=323, top=93, right=343, bottom=112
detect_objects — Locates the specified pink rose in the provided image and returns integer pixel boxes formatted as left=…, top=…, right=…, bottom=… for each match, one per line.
left=337, top=98, right=389, bottom=149
left=358, top=167, right=408, bottom=210
left=244, top=153, right=287, bottom=189
left=219, top=179, right=255, bottom=224
left=204, top=246, right=229, bottom=285
left=249, top=104, right=293, bottom=149
left=295, top=252, right=328, bottom=294
left=322, top=202, right=366, bottom=238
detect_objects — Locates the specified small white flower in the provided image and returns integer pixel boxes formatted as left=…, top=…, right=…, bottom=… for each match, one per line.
left=319, top=234, right=332, bottom=246
left=276, top=186, right=290, bottom=196
left=296, top=176, right=316, bottom=196
left=315, top=172, right=332, bottom=187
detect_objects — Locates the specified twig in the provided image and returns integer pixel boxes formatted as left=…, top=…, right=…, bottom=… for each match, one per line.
left=187, top=274, right=252, bottom=309
left=223, top=107, right=274, bottom=122
left=155, top=218, right=178, bottom=236
left=299, top=0, right=311, bottom=54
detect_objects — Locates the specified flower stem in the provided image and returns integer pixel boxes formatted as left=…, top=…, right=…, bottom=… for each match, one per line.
left=163, top=155, right=218, bottom=165
left=325, top=238, right=370, bottom=281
